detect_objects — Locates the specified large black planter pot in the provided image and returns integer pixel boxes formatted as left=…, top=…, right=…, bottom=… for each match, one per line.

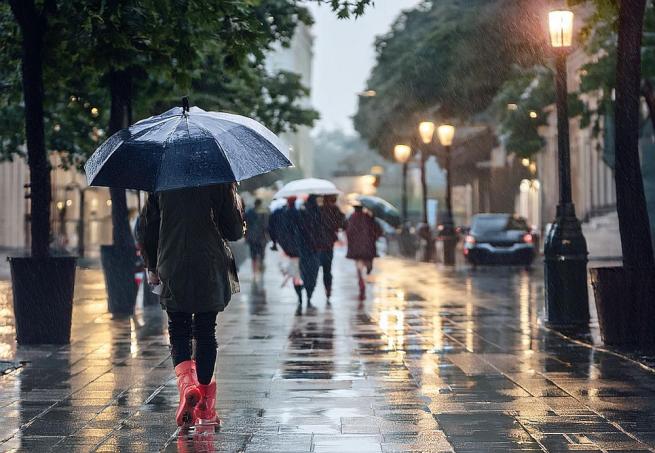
left=589, top=266, right=637, bottom=347
left=100, top=245, right=137, bottom=316
left=9, top=256, right=77, bottom=345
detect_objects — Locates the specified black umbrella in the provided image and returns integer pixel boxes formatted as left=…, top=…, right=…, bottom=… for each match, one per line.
left=85, top=99, right=292, bottom=192
left=357, top=195, right=401, bottom=227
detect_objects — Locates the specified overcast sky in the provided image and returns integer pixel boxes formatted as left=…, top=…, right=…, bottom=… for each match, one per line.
left=307, top=0, right=422, bottom=135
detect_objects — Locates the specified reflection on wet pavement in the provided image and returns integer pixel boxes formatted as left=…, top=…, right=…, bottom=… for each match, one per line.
left=1, top=252, right=655, bottom=452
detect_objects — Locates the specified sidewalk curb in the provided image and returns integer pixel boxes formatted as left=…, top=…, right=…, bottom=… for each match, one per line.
left=542, top=325, right=655, bottom=375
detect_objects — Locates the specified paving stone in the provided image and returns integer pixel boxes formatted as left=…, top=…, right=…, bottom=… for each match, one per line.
left=1, top=255, right=655, bottom=451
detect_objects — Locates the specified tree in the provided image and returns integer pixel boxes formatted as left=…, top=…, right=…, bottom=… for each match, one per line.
left=568, top=0, right=655, bottom=346
left=354, top=0, right=547, bottom=156
left=7, top=0, right=55, bottom=258
left=1, top=0, right=371, bottom=264
left=490, top=66, right=554, bottom=158
left=613, top=0, right=655, bottom=347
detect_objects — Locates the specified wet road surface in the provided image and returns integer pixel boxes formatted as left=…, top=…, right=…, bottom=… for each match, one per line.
left=1, top=249, right=655, bottom=452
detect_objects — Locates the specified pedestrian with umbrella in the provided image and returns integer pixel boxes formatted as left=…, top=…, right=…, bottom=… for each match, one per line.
left=345, top=204, right=383, bottom=302
left=85, top=98, right=291, bottom=428
left=269, top=196, right=305, bottom=306
left=297, top=194, right=322, bottom=312
left=318, top=195, right=345, bottom=303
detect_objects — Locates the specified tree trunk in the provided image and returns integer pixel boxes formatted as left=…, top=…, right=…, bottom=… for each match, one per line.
left=614, top=0, right=655, bottom=348
left=9, top=0, right=51, bottom=258
left=108, top=70, right=134, bottom=249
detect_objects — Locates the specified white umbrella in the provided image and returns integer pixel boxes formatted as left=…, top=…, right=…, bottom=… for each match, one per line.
left=274, top=178, right=341, bottom=199
left=269, top=198, right=287, bottom=212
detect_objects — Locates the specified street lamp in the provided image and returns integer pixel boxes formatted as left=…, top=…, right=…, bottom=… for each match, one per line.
left=544, top=10, right=589, bottom=327
left=437, top=124, right=457, bottom=265
left=418, top=122, right=435, bottom=225
left=394, top=144, right=412, bottom=223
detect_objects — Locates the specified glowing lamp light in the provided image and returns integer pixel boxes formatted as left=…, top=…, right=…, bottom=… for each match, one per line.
left=91, top=107, right=100, bottom=117
left=437, top=124, right=456, bottom=147
left=548, top=10, right=574, bottom=48
left=529, top=111, right=538, bottom=119
left=418, top=121, right=436, bottom=144
left=521, top=158, right=530, bottom=167
left=362, top=174, right=377, bottom=188
left=394, top=144, right=411, bottom=164
left=370, top=165, right=384, bottom=176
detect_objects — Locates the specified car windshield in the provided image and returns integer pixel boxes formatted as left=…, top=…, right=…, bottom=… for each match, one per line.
left=471, top=215, right=528, bottom=235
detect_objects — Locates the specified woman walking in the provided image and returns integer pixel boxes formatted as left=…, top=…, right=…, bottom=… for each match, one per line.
left=141, top=183, right=244, bottom=428
left=297, top=195, right=322, bottom=311
left=345, top=205, right=382, bottom=301
left=269, top=196, right=305, bottom=305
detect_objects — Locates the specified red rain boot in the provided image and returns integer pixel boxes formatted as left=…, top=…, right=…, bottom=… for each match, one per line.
left=358, top=275, right=366, bottom=301
left=175, top=360, right=201, bottom=428
left=195, top=380, right=221, bottom=425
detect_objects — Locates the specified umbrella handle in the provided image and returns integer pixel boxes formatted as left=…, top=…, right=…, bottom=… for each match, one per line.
left=182, top=96, right=189, bottom=114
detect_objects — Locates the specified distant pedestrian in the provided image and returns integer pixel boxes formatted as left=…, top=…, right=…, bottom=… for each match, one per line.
left=297, top=195, right=322, bottom=312
left=317, top=195, right=345, bottom=302
left=245, top=199, right=269, bottom=281
left=268, top=196, right=304, bottom=305
left=345, top=205, right=382, bottom=301
left=140, top=183, right=244, bottom=428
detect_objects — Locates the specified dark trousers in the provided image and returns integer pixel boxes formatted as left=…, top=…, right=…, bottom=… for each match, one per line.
left=167, top=311, right=218, bottom=385
left=318, top=250, right=334, bottom=291
left=299, top=251, right=320, bottom=298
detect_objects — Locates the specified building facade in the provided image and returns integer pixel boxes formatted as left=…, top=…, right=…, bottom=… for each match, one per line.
left=0, top=155, right=140, bottom=256
left=0, top=159, right=27, bottom=249
left=265, top=22, right=315, bottom=177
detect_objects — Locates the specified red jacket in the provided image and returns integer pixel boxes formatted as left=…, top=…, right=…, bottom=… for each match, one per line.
left=345, top=211, right=382, bottom=260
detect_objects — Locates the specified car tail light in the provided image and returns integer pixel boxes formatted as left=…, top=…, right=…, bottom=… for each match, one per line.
left=523, top=233, right=533, bottom=243
left=465, top=235, right=476, bottom=245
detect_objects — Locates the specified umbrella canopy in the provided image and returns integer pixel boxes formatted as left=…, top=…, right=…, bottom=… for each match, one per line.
left=269, top=198, right=287, bottom=212
left=357, top=195, right=401, bottom=227
left=274, top=178, right=341, bottom=199
left=84, top=103, right=292, bottom=192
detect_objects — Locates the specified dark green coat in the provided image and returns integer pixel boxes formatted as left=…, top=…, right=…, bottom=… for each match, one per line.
left=140, top=184, right=244, bottom=313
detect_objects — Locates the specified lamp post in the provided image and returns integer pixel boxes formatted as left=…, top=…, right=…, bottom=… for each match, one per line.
left=418, top=122, right=436, bottom=224
left=544, top=10, right=589, bottom=327
left=394, top=144, right=412, bottom=223
left=436, top=124, right=457, bottom=265
left=417, top=122, right=437, bottom=262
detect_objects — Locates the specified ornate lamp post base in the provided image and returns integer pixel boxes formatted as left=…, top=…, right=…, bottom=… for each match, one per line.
left=440, top=215, right=457, bottom=266
left=544, top=202, right=590, bottom=327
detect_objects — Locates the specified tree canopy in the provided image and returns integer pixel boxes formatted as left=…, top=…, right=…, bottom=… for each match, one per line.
left=353, top=0, right=547, bottom=157
left=0, top=0, right=371, bottom=169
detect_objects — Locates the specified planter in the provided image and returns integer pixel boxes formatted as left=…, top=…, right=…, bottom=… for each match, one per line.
left=589, top=266, right=637, bottom=346
left=9, top=256, right=77, bottom=345
left=100, top=245, right=137, bottom=316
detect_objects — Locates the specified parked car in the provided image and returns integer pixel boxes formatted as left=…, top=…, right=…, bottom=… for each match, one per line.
left=464, top=213, right=535, bottom=266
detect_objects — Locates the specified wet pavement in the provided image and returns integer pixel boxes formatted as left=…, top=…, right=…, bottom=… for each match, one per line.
left=1, top=248, right=655, bottom=452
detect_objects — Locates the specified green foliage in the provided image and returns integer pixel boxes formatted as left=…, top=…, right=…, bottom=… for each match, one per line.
left=1, top=0, right=377, bottom=167
left=566, top=1, right=655, bottom=139
left=491, top=66, right=554, bottom=158
left=353, top=0, right=546, bottom=156
left=320, top=0, right=371, bottom=18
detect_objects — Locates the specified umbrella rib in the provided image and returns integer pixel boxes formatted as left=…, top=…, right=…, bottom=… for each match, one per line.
left=191, top=120, right=238, bottom=181
left=193, top=111, right=288, bottom=158
left=154, top=115, right=184, bottom=192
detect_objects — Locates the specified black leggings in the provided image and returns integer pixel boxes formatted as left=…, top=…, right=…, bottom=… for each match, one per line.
left=318, top=250, right=334, bottom=291
left=167, top=311, right=218, bottom=385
